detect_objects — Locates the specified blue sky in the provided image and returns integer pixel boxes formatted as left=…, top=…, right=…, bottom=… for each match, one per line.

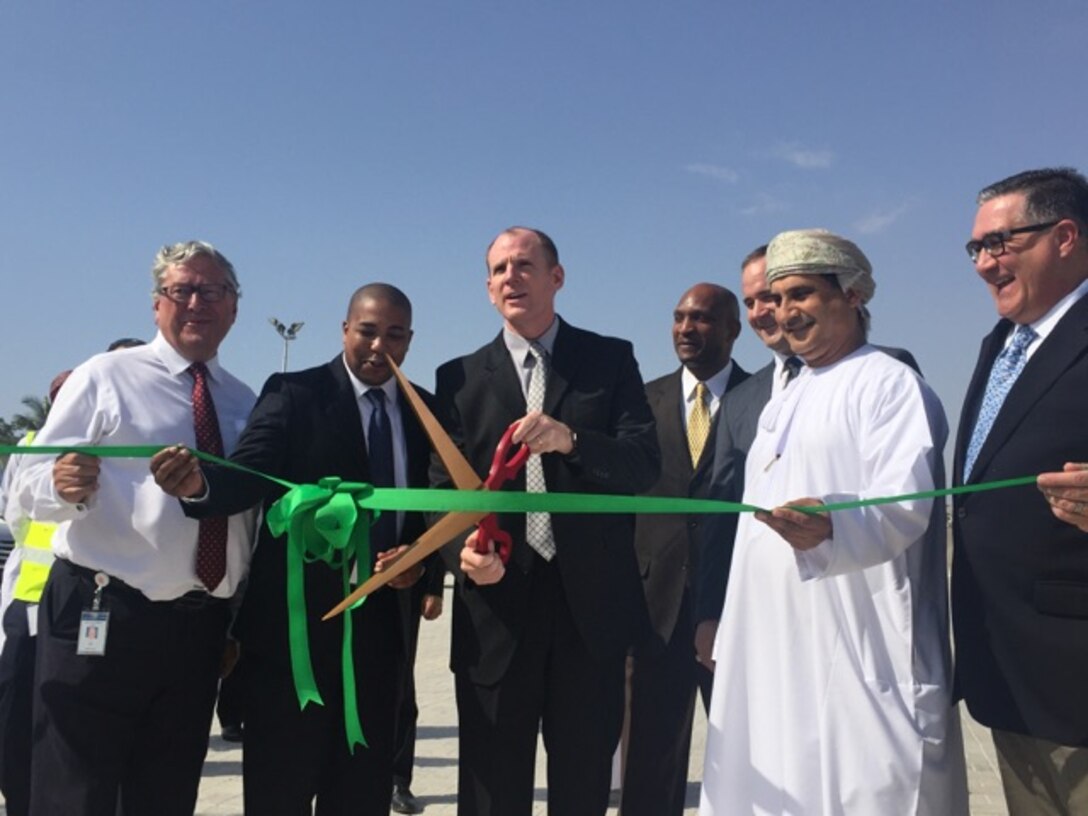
left=2, top=1, right=1086, bottom=444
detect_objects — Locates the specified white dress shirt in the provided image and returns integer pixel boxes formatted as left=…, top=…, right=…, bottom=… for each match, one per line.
left=680, top=362, right=734, bottom=426
left=11, top=332, right=257, bottom=600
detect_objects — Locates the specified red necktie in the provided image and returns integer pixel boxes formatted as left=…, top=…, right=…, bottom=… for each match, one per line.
left=189, top=362, right=228, bottom=591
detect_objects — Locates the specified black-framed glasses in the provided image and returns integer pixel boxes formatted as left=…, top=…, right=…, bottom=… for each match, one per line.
left=965, top=221, right=1060, bottom=263
left=157, top=284, right=236, bottom=303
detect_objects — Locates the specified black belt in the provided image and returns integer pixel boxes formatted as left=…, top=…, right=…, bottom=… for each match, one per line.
left=61, top=560, right=230, bottom=612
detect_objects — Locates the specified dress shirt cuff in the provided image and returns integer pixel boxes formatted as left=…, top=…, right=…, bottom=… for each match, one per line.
left=39, top=482, right=91, bottom=520
left=179, top=481, right=211, bottom=503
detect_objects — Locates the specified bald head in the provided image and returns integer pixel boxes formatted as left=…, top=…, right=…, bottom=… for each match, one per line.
left=672, top=282, right=741, bottom=381
left=346, top=283, right=413, bottom=322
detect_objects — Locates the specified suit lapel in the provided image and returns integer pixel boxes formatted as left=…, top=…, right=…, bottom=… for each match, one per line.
left=732, top=363, right=773, bottom=454
left=964, top=296, right=1088, bottom=483
left=655, top=369, right=693, bottom=478
left=397, top=386, right=429, bottom=483
left=955, top=324, right=1007, bottom=483
left=543, top=320, right=576, bottom=417
left=325, top=357, right=370, bottom=480
left=480, top=333, right=527, bottom=421
left=693, top=363, right=748, bottom=476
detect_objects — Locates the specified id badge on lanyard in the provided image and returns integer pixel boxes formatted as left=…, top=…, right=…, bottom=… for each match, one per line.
left=76, top=572, right=111, bottom=656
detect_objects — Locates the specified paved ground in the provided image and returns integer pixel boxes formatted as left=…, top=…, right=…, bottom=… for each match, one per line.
left=1, top=578, right=1008, bottom=815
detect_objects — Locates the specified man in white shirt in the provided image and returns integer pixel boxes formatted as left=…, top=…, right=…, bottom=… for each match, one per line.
left=700, top=229, right=967, bottom=815
left=11, top=241, right=256, bottom=816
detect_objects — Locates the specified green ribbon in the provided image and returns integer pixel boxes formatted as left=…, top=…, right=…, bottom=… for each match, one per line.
left=0, top=445, right=1041, bottom=515
left=1, top=442, right=1045, bottom=753
left=278, top=475, right=1038, bottom=515
left=265, top=477, right=372, bottom=750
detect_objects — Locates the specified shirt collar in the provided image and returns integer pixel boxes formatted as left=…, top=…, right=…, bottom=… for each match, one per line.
left=681, top=361, right=734, bottom=401
left=341, top=354, right=399, bottom=403
left=1026, top=276, right=1088, bottom=344
left=153, top=331, right=224, bottom=381
left=502, top=316, right=560, bottom=364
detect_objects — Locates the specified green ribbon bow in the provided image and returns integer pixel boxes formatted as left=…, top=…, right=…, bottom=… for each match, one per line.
left=265, top=477, right=379, bottom=751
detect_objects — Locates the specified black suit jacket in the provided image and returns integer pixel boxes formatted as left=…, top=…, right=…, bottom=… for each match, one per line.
left=952, top=296, right=1088, bottom=746
left=187, top=356, right=436, bottom=689
left=633, top=363, right=748, bottom=649
left=433, top=320, right=660, bottom=685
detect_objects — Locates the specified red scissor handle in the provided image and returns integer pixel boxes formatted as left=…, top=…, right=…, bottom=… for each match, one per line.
left=475, top=515, right=513, bottom=565
left=483, top=423, right=530, bottom=490
left=474, top=422, right=530, bottom=564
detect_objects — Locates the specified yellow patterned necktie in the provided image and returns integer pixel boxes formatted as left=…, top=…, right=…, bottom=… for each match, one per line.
left=687, top=381, right=710, bottom=466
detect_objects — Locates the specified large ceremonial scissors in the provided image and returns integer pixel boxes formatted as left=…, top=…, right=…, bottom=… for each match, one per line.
left=473, top=423, right=530, bottom=564
left=323, top=356, right=528, bottom=620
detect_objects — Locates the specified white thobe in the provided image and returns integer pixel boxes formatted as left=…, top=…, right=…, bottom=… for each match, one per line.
left=700, top=346, right=968, bottom=816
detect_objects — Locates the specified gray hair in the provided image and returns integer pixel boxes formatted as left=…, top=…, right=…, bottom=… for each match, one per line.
left=978, top=167, right=1088, bottom=230
left=151, top=241, right=241, bottom=298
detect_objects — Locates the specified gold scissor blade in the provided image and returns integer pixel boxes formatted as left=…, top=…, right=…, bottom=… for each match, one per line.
left=322, top=509, right=485, bottom=620
left=387, top=355, right=482, bottom=490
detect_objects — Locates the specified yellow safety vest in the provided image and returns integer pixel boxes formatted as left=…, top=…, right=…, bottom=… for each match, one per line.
left=11, top=430, right=57, bottom=604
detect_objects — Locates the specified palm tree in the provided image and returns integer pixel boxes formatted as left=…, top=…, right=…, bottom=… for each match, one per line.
left=0, top=417, right=18, bottom=469
left=11, top=394, right=50, bottom=433
left=1, top=395, right=50, bottom=469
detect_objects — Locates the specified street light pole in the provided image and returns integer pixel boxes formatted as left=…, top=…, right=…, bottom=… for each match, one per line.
left=269, top=318, right=304, bottom=373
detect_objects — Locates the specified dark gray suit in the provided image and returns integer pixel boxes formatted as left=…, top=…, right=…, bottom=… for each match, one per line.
left=433, top=318, right=659, bottom=816
left=623, top=363, right=748, bottom=816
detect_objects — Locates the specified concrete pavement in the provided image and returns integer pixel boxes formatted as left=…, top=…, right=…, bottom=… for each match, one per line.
left=189, top=579, right=1009, bottom=815
left=0, top=578, right=1008, bottom=815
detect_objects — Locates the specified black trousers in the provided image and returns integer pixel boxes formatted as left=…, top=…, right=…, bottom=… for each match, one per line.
left=0, top=599, right=37, bottom=816
left=392, top=585, right=424, bottom=788
left=31, top=559, right=229, bottom=816
left=240, top=639, right=405, bottom=814
left=455, top=558, right=626, bottom=816
left=622, top=589, right=712, bottom=816
left=216, top=652, right=245, bottom=729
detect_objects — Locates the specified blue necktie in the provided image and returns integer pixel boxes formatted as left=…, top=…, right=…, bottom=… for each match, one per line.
left=364, top=389, right=396, bottom=553
left=963, top=324, right=1037, bottom=481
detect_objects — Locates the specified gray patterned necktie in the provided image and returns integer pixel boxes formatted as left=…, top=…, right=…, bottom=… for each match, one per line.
left=525, top=342, right=556, bottom=560
left=963, top=324, right=1037, bottom=481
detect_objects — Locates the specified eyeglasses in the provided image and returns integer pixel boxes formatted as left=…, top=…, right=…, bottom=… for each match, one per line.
left=965, top=221, right=1059, bottom=263
left=157, top=284, right=236, bottom=303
